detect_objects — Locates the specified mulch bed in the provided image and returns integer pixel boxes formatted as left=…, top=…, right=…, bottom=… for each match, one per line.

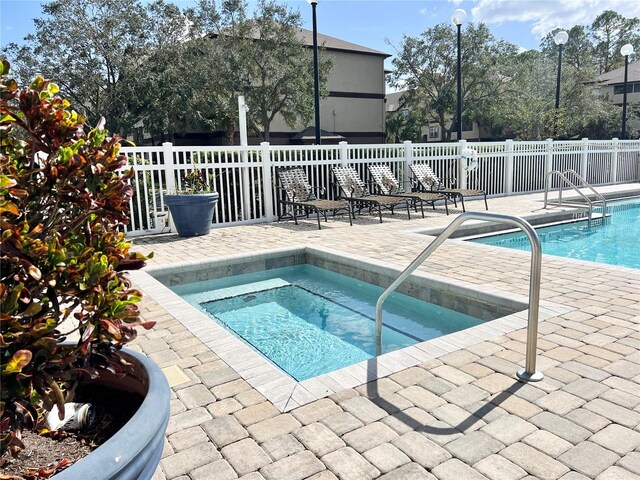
left=1, top=385, right=142, bottom=479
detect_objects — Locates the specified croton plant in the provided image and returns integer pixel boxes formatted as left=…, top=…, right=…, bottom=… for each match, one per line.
left=0, top=60, right=153, bottom=458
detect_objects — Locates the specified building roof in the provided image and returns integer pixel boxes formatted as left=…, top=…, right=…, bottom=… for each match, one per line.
left=597, top=60, right=640, bottom=85
left=385, top=91, right=407, bottom=112
left=291, top=127, right=345, bottom=141
left=295, top=28, right=390, bottom=58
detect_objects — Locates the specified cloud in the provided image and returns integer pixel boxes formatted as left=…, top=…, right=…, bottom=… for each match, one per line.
left=419, top=7, right=428, bottom=16
left=448, top=0, right=464, bottom=5
left=471, top=0, right=640, bottom=38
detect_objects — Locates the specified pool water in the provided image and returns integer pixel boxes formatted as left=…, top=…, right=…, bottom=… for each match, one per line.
left=173, top=265, right=483, bottom=381
left=472, top=198, right=640, bottom=269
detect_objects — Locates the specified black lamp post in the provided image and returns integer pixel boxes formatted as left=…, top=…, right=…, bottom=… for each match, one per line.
left=451, top=9, right=466, bottom=141
left=307, top=0, right=321, bottom=145
left=620, top=43, right=634, bottom=140
left=553, top=30, right=568, bottom=137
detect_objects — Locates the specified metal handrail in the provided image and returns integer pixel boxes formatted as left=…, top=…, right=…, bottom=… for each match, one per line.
left=375, top=212, right=543, bottom=382
left=562, top=169, right=607, bottom=215
left=543, top=170, right=606, bottom=225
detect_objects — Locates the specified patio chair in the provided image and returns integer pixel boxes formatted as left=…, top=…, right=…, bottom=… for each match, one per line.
left=410, top=163, right=488, bottom=212
left=276, top=167, right=352, bottom=230
left=368, top=165, right=449, bottom=217
left=332, top=166, right=411, bottom=223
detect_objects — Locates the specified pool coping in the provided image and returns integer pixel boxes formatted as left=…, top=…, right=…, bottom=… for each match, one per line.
left=131, top=245, right=574, bottom=412
left=412, top=189, right=640, bottom=239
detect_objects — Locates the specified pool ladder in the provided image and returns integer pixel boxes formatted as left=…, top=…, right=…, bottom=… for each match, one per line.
left=544, top=170, right=607, bottom=226
left=375, top=212, right=544, bottom=383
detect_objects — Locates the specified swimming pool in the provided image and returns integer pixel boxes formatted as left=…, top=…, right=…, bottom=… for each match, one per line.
left=472, top=198, right=640, bottom=269
left=174, top=264, right=484, bottom=381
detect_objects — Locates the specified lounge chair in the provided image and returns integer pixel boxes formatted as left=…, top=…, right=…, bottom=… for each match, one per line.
left=410, top=163, right=488, bottom=212
left=276, top=167, right=352, bottom=229
left=368, top=165, right=449, bottom=217
left=332, top=166, right=411, bottom=223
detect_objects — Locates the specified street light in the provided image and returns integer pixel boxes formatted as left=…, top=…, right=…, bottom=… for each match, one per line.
left=451, top=8, right=466, bottom=141
left=620, top=43, right=634, bottom=140
left=307, top=0, right=321, bottom=145
left=553, top=30, right=569, bottom=137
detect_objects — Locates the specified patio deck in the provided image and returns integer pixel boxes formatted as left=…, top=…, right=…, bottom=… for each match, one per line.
left=131, top=184, right=640, bottom=480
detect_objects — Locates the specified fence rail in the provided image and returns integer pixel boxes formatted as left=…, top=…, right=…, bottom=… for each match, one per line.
left=120, top=138, right=640, bottom=236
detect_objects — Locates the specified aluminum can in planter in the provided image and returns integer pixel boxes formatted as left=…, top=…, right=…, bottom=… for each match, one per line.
left=46, top=402, right=93, bottom=431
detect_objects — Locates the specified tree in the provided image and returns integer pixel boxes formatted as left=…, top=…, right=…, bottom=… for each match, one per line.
left=477, top=49, right=622, bottom=140
left=541, top=26, right=596, bottom=73
left=591, top=10, right=640, bottom=73
left=387, top=23, right=518, bottom=141
left=3, top=0, right=333, bottom=144
left=190, top=0, right=332, bottom=143
left=385, top=95, right=425, bottom=143
left=3, top=0, right=149, bottom=134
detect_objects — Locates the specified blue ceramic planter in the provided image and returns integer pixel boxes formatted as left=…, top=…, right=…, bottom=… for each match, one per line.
left=165, top=193, right=220, bottom=237
left=56, top=349, right=170, bottom=480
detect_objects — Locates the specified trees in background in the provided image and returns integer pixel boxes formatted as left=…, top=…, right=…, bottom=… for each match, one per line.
left=387, top=23, right=517, bottom=142
left=388, top=9, right=639, bottom=141
left=2, top=0, right=332, bottom=144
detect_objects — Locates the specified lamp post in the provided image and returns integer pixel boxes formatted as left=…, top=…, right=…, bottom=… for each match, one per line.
left=620, top=43, right=634, bottom=140
left=553, top=30, right=569, bottom=137
left=451, top=9, right=466, bottom=141
left=307, top=0, right=321, bottom=145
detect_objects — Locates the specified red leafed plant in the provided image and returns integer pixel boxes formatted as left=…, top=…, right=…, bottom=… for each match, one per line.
left=0, top=60, right=153, bottom=458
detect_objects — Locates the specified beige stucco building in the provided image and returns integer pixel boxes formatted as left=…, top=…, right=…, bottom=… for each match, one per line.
left=386, top=90, right=488, bottom=143
left=596, top=59, right=640, bottom=107
left=263, top=29, right=390, bottom=145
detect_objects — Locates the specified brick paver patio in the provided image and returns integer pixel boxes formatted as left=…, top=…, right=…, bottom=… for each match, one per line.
left=130, top=185, right=640, bottom=480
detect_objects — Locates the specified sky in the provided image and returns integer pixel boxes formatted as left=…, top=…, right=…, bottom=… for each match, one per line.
left=2, top=0, right=640, bottom=70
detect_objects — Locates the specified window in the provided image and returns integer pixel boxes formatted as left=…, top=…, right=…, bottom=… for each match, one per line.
left=429, top=126, right=438, bottom=138
left=462, top=121, right=473, bottom=132
left=614, top=84, right=634, bottom=95
left=635, top=83, right=640, bottom=93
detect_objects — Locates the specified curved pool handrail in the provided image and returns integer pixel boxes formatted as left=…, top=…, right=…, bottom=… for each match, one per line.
left=374, top=212, right=543, bottom=382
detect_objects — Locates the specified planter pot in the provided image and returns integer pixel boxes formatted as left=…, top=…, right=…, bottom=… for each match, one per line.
left=165, top=193, right=220, bottom=237
left=56, top=349, right=170, bottom=480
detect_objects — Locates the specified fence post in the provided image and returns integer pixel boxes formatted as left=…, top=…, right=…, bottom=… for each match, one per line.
left=339, top=141, right=349, bottom=167
left=162, top=142, right=176, bottom=193
left=580, top=137, right=589, bottom=181
left=504, top=139, right=514, bottom=196
left=610, top=137, right=619, bottom=184
left=161, top=142, right=176, bottom=232
left=545, top=138, right=554, bottom=179
left=403, top=140, right=413, bottom=190
left=260, top=142, right=276, bottom=222
left=458, top=139, right=467, bottom=190
left=238, top=96, right=251, bottom=221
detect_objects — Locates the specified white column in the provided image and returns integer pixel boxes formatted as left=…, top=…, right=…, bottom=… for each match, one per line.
left=545, top=138, right=554, bottom=179
left=458, top=139, right=467, bottom=190
left=162, top=142, right=176, bottom=232
left=610, top=138, right=619, bottom=184
left=238, top=96, right=251, bottom=221
left=580, top=137, right=589, bottom=181
left=339, top=141, right=349, bottom=167
left=403, top=140, right=413, bottom=190
left=260, top=142, right=275, bottom=221
left=505, top=139, right=514, bottom=196
left=162, top=142, right=176, bottom=193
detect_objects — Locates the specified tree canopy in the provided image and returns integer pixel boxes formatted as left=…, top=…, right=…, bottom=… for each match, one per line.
left=2, top=0, right=332, bottom=144
left=388, top=9, right=639, bottom=141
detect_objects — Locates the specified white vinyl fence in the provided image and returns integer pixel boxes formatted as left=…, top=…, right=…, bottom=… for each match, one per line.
left=121, top=138, right=640, bottom=236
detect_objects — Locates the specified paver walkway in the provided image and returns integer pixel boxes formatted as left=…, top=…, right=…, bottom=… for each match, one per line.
left=131, top=185, right=640, bottom=480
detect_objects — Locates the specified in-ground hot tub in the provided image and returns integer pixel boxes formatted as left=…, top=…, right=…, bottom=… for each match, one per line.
left=131, top=246, right=571, bottom=410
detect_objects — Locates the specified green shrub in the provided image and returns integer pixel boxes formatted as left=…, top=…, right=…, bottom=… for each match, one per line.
left=0, top=60, right=152, bottom=457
